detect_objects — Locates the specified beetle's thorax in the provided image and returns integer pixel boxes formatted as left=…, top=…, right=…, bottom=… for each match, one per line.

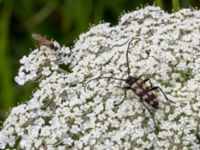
left=125, top=76, right=137, bottom=85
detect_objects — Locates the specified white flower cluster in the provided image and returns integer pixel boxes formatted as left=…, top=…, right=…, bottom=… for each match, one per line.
left=15, top=41, right=71, bottom=85
left=1, top=6, right=200, bottom=149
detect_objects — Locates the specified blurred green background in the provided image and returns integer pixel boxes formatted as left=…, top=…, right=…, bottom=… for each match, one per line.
left=0, top=0, right=200, bottom=122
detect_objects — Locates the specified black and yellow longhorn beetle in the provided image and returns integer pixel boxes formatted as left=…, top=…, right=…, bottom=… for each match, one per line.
left=84, top=38, right=174, bottom=128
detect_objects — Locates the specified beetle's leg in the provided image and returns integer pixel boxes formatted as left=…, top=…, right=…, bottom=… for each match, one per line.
left=141, top=100, right=158, bottom=129
left=151, top=86, right=174, bottom=103
left=196, top=120, right=200, bottom=143
left=144, top=78, right=174, bottom=103
left=144, top=78, right=153, bottom=87
left=114, top=86, right=131, bottom=106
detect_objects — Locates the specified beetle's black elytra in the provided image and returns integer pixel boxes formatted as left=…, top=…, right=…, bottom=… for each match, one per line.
left=128, top=77, right=159, bottom=109
left=84, top=37, right=174, bottom=128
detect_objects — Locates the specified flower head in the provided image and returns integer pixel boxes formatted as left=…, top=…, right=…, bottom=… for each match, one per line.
left=1, top=6, right=200, bottom=149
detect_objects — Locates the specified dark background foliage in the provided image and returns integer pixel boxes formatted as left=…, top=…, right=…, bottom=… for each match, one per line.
left=0, top=0, right=199, bottom=122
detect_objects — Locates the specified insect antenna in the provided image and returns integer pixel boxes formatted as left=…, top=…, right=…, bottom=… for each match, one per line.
left=126, top=37, right=142, bottom=76
left=84, top=76, right=125, bottom=91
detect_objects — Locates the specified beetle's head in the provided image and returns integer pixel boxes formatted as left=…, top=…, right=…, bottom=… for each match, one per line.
left=125, top=76, right=137, bottom=85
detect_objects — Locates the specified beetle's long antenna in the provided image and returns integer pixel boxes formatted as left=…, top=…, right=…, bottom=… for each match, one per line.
left=126, top=37, right=142, bottom=76
left=84, top=76, right=125, bottom=91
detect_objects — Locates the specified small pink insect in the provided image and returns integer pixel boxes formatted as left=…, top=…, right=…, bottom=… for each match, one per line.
left=32, top=33, right=58, bottom=49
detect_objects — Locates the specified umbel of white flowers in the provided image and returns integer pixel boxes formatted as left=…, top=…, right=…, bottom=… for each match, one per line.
left=1, top=6, right=200, bottom=150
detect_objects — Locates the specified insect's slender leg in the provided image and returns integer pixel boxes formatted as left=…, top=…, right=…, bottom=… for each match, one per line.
left=145, top=78, right=174, bottom=103
left=141, top=100, right=158, bottom=129
left=196, top=120, right=200, bottom=143
left=151, top=86, right=174, bottom=103
left=144, top=78, right=153, bottom=87
left=114, top=86, right=131, bottom=106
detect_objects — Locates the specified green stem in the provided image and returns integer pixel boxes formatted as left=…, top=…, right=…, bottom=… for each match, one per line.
left=25, top=2, right=58, bottom=29
left=155, top=0, right=164, bottom=9
left=0, top=1, right=14, bottom=111
left=172, top=0, right=180, bottom=12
